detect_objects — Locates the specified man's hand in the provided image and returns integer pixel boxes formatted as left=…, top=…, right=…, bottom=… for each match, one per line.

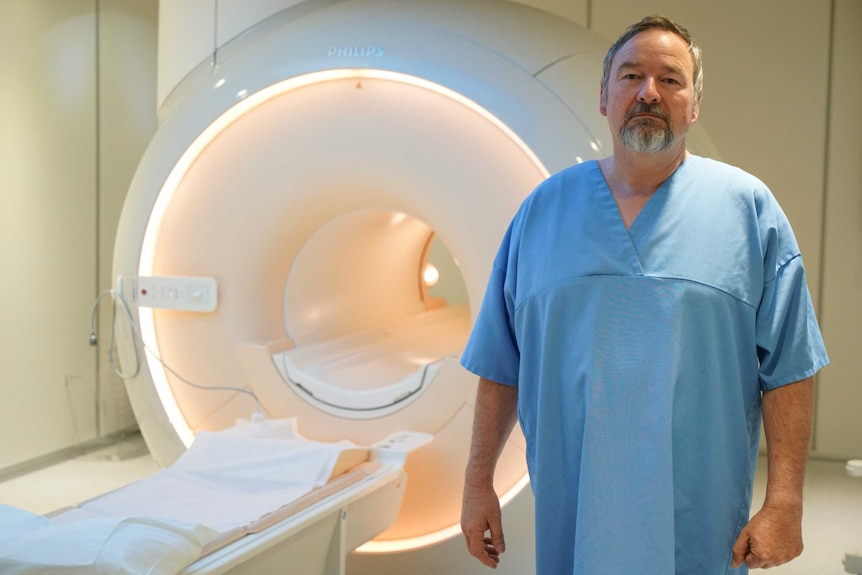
left=730, top=504, right=803, bottom=569
left=461, top=483, right=506, bottom=568
left=732, top=378, right=814, bottom=569
left=462, top=378, right=518, bottom=568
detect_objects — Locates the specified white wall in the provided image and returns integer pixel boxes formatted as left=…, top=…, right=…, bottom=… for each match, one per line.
left=817, top=0, right=862, bottom=458
left=0, top=0, right=158, bottom=473
left=97, top=1, right=160, bottom=436
left=0, top=0, right=99, bottom=469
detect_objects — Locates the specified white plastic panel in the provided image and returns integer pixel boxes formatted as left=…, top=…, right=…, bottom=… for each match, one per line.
left=136, top=276, right=218, bottom=312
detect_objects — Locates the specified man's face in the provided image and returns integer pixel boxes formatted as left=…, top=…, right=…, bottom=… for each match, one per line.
left=600, top=29, right=700, bottom=154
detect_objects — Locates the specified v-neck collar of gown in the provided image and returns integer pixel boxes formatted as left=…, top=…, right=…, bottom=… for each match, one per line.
left=587, top=157, right=691, bottom=274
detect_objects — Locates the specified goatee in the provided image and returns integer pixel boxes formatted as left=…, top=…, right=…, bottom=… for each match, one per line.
left=619, top=103, right=674, bottom=153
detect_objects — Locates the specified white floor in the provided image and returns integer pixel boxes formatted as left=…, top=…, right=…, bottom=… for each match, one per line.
left=0, top=434, right=158, bottom=515
left=0, top=438, right=860, bottom=574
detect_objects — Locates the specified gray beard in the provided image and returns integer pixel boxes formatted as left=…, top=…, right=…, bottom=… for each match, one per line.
left=619, top=118, right=674, bottom=153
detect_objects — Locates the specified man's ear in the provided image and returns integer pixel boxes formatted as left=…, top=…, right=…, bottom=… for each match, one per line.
left=690, top=100, right=700, bottom=124
left=599, top=84, right=608, bottom=117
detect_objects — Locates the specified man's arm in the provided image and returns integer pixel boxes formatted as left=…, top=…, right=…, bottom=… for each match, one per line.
left=462, top=377, right=519, bottom=569
left=731, top=376, right=815, bottom=569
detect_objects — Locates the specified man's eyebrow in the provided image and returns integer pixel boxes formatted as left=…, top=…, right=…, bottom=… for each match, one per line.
left=616, top=60, right=641, bottom=71
left=616, top=60, right=687, bottom=76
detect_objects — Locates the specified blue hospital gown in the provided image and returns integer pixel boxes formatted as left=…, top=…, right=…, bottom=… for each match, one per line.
left=461, top=156, right=829, bottom=574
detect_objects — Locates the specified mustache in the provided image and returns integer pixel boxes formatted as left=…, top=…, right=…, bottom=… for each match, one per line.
left=624, top=103, right=671, bottom=123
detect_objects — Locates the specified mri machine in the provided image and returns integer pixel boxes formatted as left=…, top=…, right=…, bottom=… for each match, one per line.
left=100, top=1, right=718, bottom=573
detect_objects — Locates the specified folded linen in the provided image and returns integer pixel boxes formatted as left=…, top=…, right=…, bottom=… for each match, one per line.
left=0, top=505, right=216, bottom=575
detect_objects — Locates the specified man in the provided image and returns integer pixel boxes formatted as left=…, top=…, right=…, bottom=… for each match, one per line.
left=460, top=15, right=829, bottom=574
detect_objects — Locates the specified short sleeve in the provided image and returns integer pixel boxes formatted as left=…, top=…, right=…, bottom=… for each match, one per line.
left=756, top=255, right=829, bottom=389
left=460, top=230, right=521, bottom=387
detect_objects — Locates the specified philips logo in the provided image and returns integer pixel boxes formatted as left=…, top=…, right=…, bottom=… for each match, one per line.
left=327, top=45, right=386, bottom=58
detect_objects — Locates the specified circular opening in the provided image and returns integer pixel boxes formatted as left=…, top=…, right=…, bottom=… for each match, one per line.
left=276, top=209, right=470, bottom=418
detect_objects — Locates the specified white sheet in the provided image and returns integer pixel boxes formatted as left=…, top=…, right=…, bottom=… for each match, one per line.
left=0, top=419, right=361, bottom=575
left=54, top=418, right=357, bottom=532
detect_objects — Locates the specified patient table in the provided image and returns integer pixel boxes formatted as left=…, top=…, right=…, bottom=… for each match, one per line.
left=0, top=419, right=430, bottom=575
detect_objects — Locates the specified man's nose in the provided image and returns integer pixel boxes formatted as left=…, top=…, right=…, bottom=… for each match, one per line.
left=637, top=78, right=660, bottom=103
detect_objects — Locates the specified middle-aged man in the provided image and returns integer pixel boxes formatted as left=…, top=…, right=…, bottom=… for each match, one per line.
left=459, top=15, right=829, bottom=574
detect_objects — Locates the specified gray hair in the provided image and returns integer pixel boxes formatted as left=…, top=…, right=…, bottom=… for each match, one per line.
left=600, top=15, right=703, bottom=110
